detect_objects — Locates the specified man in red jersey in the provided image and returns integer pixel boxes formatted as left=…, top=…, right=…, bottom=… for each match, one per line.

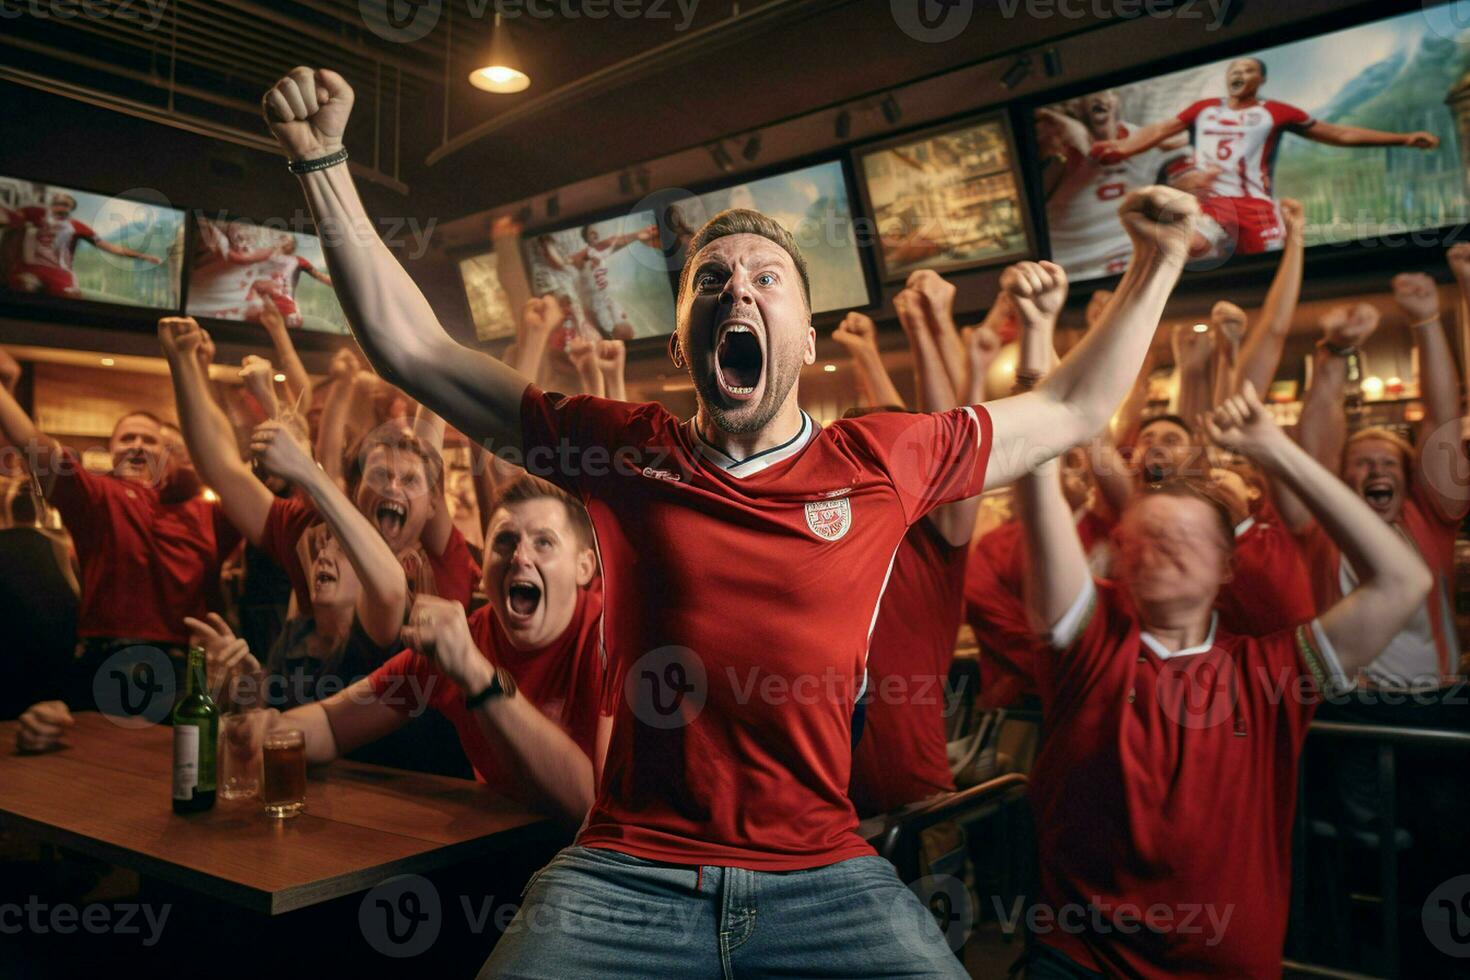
left=1092, top=57, right=1438, bottom=260
left=1, top=191, right=163, bottom=297
left=161, top=316, right=479, bottom=612
left=835, top=268, right=988, bottom=818
left=265, top=475, right=604, bottom=821
left=0, top=340, right=240, bottom=720
left=1015, top=380, right=1428, bottom=979
left=262, top=65, right=1198, bottom=976
left=1289, top=262, right=1470, bottom=689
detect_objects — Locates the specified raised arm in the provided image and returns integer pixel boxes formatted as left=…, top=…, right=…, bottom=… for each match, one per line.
left=1298, top=304, right=1379, bottom=474
left=258, top=303, right=314, bottom=413
left=595, top=340, right=628, bottom=403
left=262, top=68, right=532, bottom=452
left=1172, top=323, right=1217, bottom=427
left=1303, top=120, right=1438, bottom=150
left=507, top=296, right=560, bottom=382
left=89, top=237, right=164, bottom=265
left=159, top=317, right=276, bottom=545
left=401, top=595, right=595, bottom=824
left=493, top=215, right=533, bottom=315
left=983, top=187, right=1198, bottom=489
left=250, top=418, right=407, bottom=647
left=1204, top=383, right=1430, bottom=676
left=412, top=401, right=455, bottom=557
left=1393, top=268, right=1470, bottom=522
left=315, top=352, right=362, bottom=490
left=239, top=355, right=282, bottom=420
left=1235, top=198, right=1306, bottom=395
left=897, top=271, right=981, bottom=547
left=907, top=268, right=968, bottom=401
left=832, top=311, right=905, bottom=409
left=0, top=350, right=60, bottom=480
left=566, top=337, right=606, bottom=397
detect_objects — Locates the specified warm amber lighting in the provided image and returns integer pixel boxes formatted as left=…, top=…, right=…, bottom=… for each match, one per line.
left=100, top=357, right=115, bottom=366
left=273, top=373, right=287, bottom=383
left=470, top=13, right=530, bottom=93
left=822, top=364, right=837, bottom=373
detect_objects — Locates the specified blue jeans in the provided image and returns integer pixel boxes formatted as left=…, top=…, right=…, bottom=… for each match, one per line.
left=479, top=846, right=970, bottom=979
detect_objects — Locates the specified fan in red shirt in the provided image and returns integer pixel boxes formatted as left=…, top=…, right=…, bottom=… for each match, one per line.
left=1015, top=377, right=1429, bottom=979
left=3, top=348, right=242, bottom=751
left=0, top=349, right=239, bottom=655
left=263, top=474, right=605, bottom=820
left=160, top=316, right=479, bottom=613
left=833, top=270, right=991, bottom=819
left=1, top=191, right=164, bottom=297
left=1286, top=264, right=1470, bottom=689
left=263, top=62, right=1201, bottom=978
left=1091, top=57, right=1438, bottom=262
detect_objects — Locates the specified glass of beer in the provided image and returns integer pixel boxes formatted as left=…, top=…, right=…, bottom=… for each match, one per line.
left=261, top=728, right=306, bottom=818
left=218, top=710, right=264, bottom=800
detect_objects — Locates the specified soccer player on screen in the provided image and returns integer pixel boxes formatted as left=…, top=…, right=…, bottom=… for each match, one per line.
left=566, top=222, right=659, bottom=341
left=1, top=191, right=164, bottom=298
left=245, top=235, right=332, bottom=329
left=1038, top=90, right=1192, bottom=278
left=262, top=65, right=1198, bottom=977
left=1090, top=57, right=1439, bottom=260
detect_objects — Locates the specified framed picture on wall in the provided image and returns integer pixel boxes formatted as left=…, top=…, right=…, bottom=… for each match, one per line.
left=456, top=242, right=520, bottom=343
left=854, top=113, right=1035, bottom=282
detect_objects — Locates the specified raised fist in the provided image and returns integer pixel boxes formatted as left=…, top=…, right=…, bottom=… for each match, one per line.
left=261, top=67, right=354, bottom=163
left=1319, top=302, right=1380, bottom=350
left=833, top=311, right=879, bottom=355
left=1279, top=198, right=1305, bottom=241
left=1172, top=324, right=1215, bottom=372
left=1118, top=185, right=1200, bottom=267
left=1448, top=243, right=1470, bottom=283
left=999, top=260, right=1068, bottom=332
left=158, top=316, right=208, bottom=366
left=962, top=324, right=1002, bottom=378
left=520, top=295, right=562, bottom=340
left=1211, top=301, right=1247, bottom=348
left=594, top=339, right=626, bottom=373
left=249, top=418, right=315, bottom=485
left=905, top=269, right=957, bottom=324
left=239, top=355, right=281, bottom=418
left=1200, top=381, right=1283, bottom=460
left=1084, top=288, right=1113, bottom=330
left=1391, top=272, right=1440, bottom=324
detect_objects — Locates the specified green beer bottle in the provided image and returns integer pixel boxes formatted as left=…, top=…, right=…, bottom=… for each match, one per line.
left=172, top=645, right=218, bottom=813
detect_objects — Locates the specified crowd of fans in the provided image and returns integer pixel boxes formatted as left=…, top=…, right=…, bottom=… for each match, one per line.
left=1, top=185, right=1466, bottom=975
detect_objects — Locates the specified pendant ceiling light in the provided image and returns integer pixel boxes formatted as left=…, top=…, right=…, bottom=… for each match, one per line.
left=470, top=13, right=530, bottom=94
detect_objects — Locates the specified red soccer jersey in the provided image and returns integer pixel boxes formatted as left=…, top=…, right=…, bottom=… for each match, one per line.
left=1031, top=580, right=1340, bottom=978
left=1175, top=98, right=1313, bottom=201
left=848, top=519, right=967, bottom=818
left=964, top=509, right=1113, bottom=707
left=520, top=387, right=992, bottom=869
left=259, top=496, right=480, bottom=611
left=367, top=585, right=605, bottom=801
left=17, top=206, right=96, bottom=273
left=1217, top=511, right=1316, bottom=637
left=49, top=449, right=241, bottom=644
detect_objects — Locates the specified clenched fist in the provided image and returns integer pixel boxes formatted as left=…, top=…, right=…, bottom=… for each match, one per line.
left=999, top=260, right=1068, bottom=333
left=1118, top=185, right=1200, bottom=268
left=832, top=311, right=880, bottom=356
left=262, top=67, right=354, bottom=163
left=1391, top=272, right=1440, bottom=324
left=1319, top=303, right=1380, bottom=351
left=1211, top=301, right=1247, bottom=348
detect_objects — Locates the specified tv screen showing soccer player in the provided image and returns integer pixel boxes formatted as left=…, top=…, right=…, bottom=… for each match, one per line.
left=186, top=214, right=349, bottom=334
left=1031, top=4, right=1470, bottom=281
left=0, top=176, right=184, bottom=311
left=661, top=160, right=871, bottom=315
left=458, top=243, right=520, bottom=343
left=521, top=209, right=675, bottom=342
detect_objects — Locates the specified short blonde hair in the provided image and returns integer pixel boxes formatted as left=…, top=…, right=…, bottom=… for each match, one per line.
left=1344, top=426, right=1415, bottom=466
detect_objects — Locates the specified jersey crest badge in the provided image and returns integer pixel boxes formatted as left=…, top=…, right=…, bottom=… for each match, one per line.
left=804, top=498, right=851, bottom=541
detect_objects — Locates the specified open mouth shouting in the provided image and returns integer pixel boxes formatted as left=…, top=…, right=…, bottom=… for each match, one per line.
left=1361, top=479, right=1396, bottom=514
left=505, top=577, right=543, bottom=624
left=714, top=320, right=765, bottom=403
left=376, top=499, right=408, bottom=539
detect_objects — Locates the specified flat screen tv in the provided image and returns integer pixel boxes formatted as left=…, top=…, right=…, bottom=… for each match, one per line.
left=0, top=176, right=184, bottom=311
left=186, top=213, right=348, bottom=334
left=1030, top=4, right=1470, bottom=280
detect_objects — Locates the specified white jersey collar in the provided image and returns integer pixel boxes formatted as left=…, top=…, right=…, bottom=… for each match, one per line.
left=691, top=411, right=815, bottom=478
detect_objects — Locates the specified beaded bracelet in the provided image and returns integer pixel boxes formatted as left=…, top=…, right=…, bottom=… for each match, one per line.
left=287, top=148, right=349, bottom=175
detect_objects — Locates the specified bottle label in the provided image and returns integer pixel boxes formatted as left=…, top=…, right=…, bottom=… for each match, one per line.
left=173, top=724, right=199, bottom=801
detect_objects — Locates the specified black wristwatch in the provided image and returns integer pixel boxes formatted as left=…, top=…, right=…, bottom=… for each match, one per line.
left=465, top=668, right=516, bottom=709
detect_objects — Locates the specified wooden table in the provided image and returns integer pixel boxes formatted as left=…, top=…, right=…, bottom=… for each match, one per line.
left=0, top=713, right=557, bottom=914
